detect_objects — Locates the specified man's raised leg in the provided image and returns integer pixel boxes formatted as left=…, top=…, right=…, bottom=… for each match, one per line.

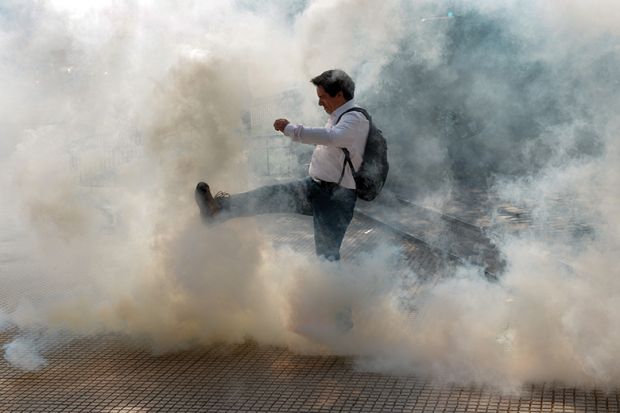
left=195, top=178, right=314, bottom=223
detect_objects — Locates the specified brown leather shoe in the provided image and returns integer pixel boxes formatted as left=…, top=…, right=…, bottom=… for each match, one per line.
left=195, top=181, right=222, bottom=222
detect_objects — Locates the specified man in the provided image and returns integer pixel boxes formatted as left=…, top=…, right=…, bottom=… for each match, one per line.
left=195, top=69, right=369, bottom=261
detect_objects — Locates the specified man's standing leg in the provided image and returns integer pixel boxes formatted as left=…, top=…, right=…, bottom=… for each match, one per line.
left=309, top=181, right=357, bottom=332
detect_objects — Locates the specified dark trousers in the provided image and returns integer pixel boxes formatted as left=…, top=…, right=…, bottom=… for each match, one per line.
left=216, top=177, right=356, bottom=261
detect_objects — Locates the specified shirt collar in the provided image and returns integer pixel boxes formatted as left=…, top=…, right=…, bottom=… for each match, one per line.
left=329, top=99, right=357, bottom=124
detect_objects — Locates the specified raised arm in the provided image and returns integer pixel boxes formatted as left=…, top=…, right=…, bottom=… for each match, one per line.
left=280, top=112, right=369, bottom=148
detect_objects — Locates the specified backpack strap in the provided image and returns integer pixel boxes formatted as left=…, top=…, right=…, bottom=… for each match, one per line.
left=337, top=149, right=356, bottom=186
left=335, top=107, right=371, bottom=186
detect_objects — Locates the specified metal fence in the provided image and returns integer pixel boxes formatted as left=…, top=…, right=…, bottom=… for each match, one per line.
left=245, top=88, right=309, bottom=180
left=67, top=89, right=307, bottom=187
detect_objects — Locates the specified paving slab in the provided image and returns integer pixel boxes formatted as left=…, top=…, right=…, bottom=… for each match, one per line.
left=2, top=328, right=619, bottom=412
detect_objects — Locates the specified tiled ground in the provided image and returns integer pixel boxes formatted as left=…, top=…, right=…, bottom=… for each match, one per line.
left=1, top=331, right=619, bottom=412
left=1, top=196, right=618, bottom=412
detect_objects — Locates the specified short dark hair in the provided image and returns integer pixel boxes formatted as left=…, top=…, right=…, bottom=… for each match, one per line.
left=311, top=69, right=355, bottom=101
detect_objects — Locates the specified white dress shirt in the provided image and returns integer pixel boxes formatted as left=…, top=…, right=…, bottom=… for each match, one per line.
left=283, top=99, right=369, bottom=189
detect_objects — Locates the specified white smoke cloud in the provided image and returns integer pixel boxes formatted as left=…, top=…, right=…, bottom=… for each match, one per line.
left=4, top=338, right=47, bottom=371
left=1, top=0, right=620, bottom=394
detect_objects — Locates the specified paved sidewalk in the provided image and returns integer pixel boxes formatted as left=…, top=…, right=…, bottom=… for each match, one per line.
left=2, top=334, right=618, bottom=412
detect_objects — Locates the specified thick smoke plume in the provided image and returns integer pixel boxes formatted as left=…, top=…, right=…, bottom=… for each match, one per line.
left=1, top=0, right=619, bottom=392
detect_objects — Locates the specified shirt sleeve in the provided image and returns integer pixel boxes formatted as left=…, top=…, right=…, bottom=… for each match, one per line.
left=282, top=112, right=369, bottom=148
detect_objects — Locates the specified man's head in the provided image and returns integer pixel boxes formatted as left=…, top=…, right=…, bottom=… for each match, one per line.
left=311, top=69, right=355, bottom=114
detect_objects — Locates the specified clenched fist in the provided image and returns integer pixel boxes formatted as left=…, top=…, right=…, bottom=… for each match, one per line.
left=273, top=118, right=289, bottom=132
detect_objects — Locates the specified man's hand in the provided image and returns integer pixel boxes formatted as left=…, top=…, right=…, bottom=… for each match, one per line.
left=273, top=118, right=289, bottom=132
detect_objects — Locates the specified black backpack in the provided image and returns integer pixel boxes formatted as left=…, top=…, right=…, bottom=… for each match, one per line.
left=336, top=107, right=389, bottom=201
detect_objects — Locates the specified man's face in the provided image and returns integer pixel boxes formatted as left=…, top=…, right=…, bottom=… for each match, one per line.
left=316, top=85, right=345, bottom=114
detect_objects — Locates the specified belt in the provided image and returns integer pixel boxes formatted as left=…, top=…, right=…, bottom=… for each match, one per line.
left=312, top=178, right=339, bottom=190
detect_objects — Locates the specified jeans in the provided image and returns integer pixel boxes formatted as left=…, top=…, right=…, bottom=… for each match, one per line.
left=216, top=177, right=357, bottom=261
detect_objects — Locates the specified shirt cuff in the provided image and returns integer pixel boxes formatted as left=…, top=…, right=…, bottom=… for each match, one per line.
left=283, top=123, right=301, bottom=142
